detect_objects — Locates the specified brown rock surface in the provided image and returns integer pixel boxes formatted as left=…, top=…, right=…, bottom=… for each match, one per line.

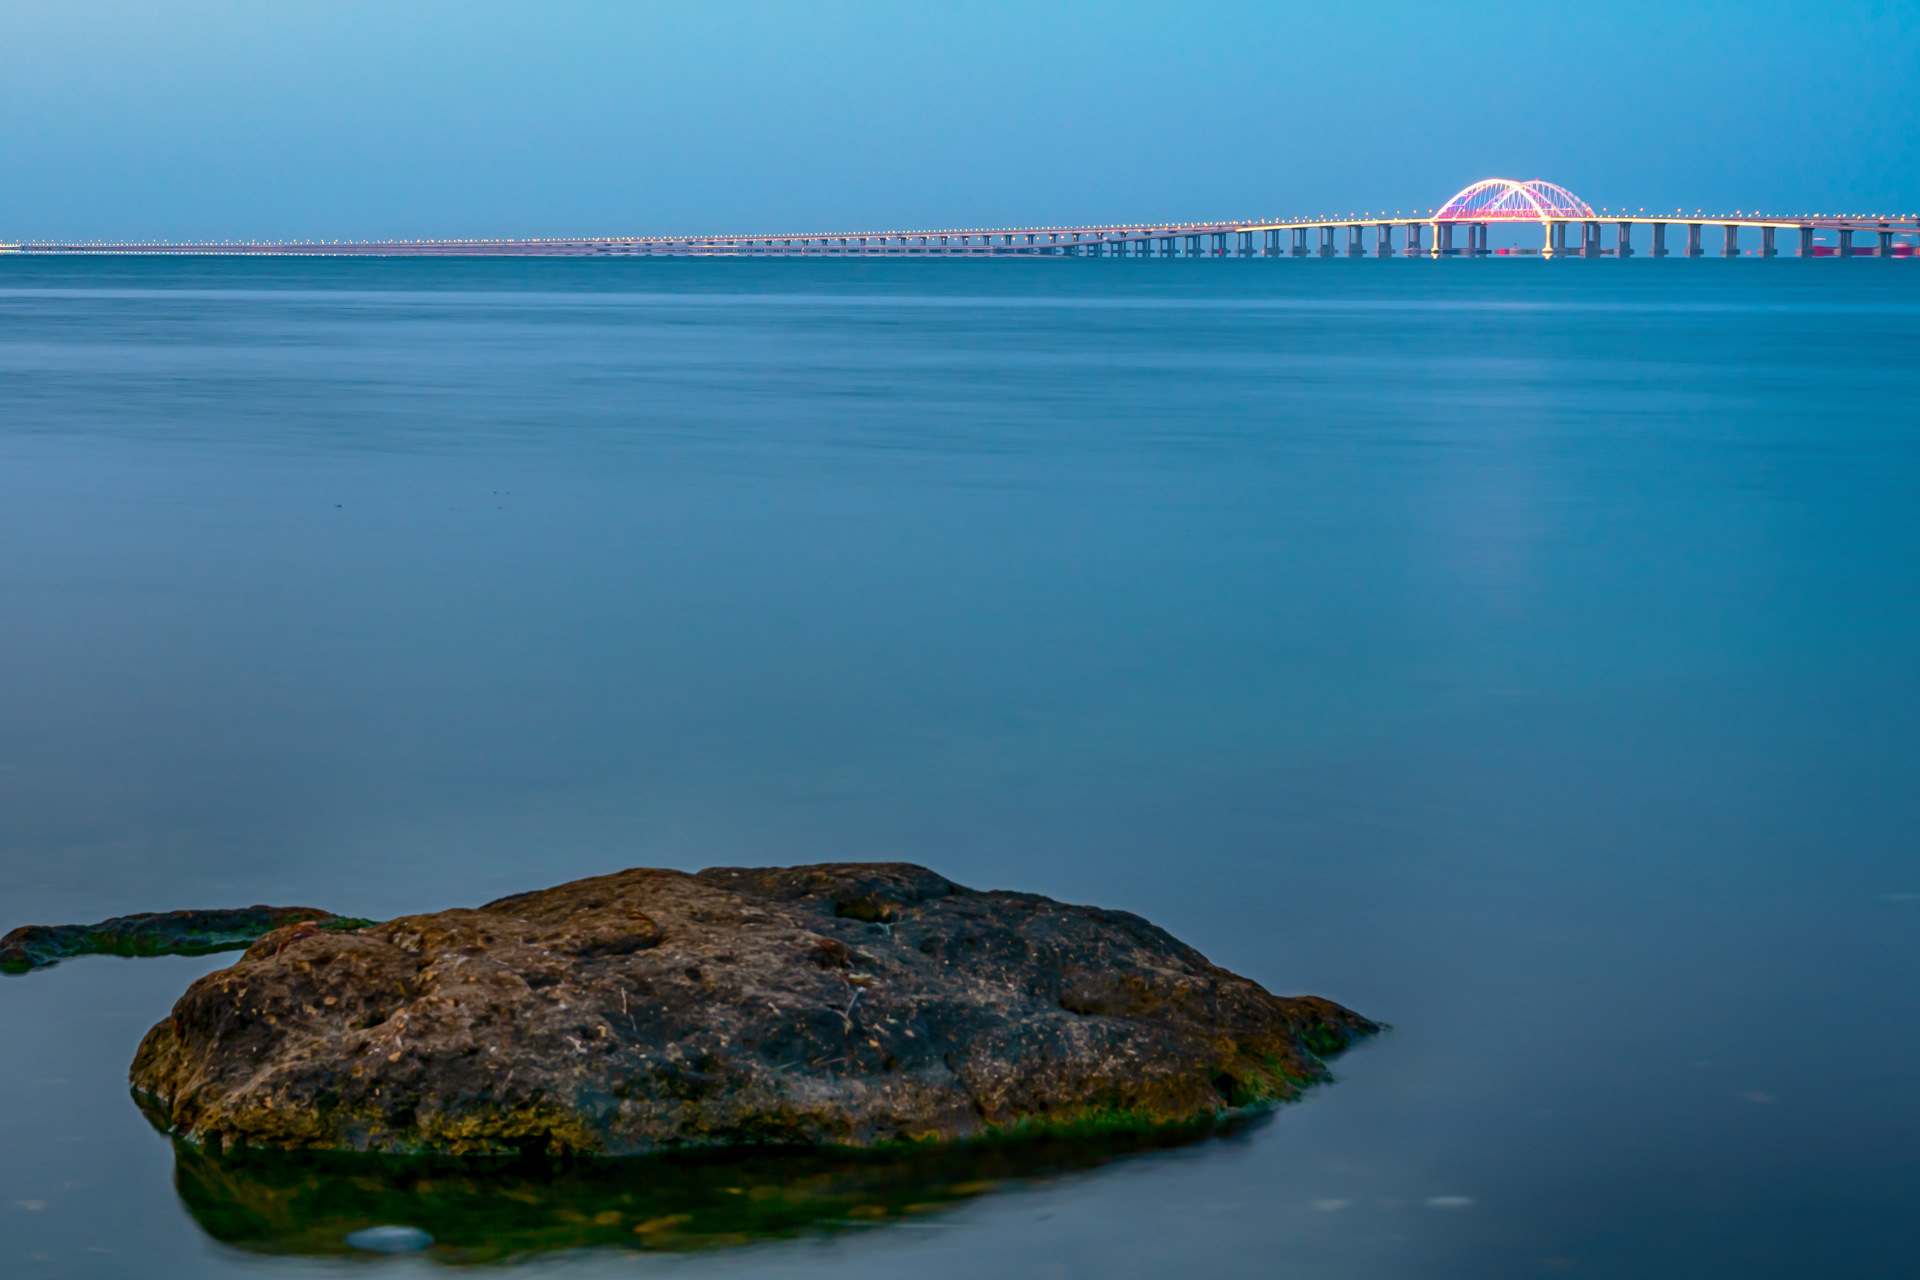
left=130, top=863, right=1375, bottom=1155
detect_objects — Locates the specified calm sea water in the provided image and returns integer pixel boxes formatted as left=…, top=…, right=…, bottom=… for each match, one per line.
left=1, top=256, right=1916, bottom=1278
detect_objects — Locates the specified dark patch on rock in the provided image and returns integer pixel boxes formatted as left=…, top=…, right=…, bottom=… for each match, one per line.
left=1, top=907, right=372, bottom=974
left=130, top=863, right=1375, bottom=1155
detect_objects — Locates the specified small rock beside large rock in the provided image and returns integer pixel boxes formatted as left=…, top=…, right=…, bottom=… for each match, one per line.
left=1, top=906, right=363, bottom=973
left=131, top=863, right=1375, bottom=1155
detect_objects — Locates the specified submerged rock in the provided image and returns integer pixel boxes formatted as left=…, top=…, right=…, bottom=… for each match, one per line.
left=1, top=907, right=369, bottom=973
left=130, top=863, right=1375, bottom=1155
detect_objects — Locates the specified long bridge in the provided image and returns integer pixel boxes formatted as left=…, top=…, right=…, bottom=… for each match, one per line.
left=4, top=180, right=1915, bottom=260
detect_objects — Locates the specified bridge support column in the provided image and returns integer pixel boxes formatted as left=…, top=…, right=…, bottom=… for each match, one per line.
left=1759, top=226, right=1775, bottom=257
left=1584, top=222, right=1602, bottom=257
left=1319, top=227, right=1336, bottom=258
left=1880, top=230, right=1896, bottom=258
left=1838, top=229, right=1853, bottom=257
left=1797, top=226, right=1813, bottom=257
left=1436, top=223, right=1454, bottom=256
left=1686, top=223, right=1703, bottom=257
left=1292, top=228, right=1308, bottom=257
left=1617, top=221, right=1634, bottom=257
left=1376, top=224, right=1393, bottom=257
left=1346, top=225, right=1363, bottom=257
left=1651, top=223, right=1667, bottom=257
left=1405, top=223, right=1423, bottom=255
left=1544, top=221, right=1564, bottom=256
left=1723, top=224, right=1739, bottom=257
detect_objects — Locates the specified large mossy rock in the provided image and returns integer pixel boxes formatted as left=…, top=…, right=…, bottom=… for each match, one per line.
left=130, top=863, right=1374, bottom=1155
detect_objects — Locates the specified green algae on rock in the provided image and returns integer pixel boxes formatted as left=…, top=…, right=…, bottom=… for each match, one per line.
left=0, top=907, right=372, bottom=973
left=166, top=1123, right=1238, bottom=1260
left=130, top=863, right=1375, bottom=1155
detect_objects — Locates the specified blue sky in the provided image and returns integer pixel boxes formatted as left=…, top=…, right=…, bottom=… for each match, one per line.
left=1, top=0, right=1914, bottom=239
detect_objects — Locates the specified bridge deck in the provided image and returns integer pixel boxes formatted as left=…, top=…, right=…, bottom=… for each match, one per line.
left=5, top=215, right=1916, bottom=258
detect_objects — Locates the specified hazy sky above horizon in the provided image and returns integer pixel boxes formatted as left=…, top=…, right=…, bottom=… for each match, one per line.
left=1, top=0, right=1914, bottom=239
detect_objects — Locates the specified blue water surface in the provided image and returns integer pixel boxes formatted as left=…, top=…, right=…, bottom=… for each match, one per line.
left=1, top=255, right=1916, bottom=1277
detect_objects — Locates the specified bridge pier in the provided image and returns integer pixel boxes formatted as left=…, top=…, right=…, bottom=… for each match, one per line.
left=1651, top=223, right=1668, bottom=257
left=1319, top=227, right=1336, bottom=258
left=1880, top=230, right=1896, bottom=257
left=1761, top=226, right=1775, bottom=257
left=1798, top=226, right=1814, bottom=257
left=1292, top=228, right=1309, bottom=257
left=1686, top=223, right=1703, bottom=257
left=1346, top=226, right=1364, bottom=257
left=1617, top=221, right=1634, bottom=257
left=1405, top=223, right=1423, bottom=255
left=1583, top=221, right=1602, bottom=258
left=1839, top=228, right=1853, bottom=257
left=1435, top=223, right=1454, bottom=256
left=1544, top=221, right=1566, bottom=256
left=1723, top=224, right=1739, bottom=257
left=1376, top=223, right=1393, bottom=257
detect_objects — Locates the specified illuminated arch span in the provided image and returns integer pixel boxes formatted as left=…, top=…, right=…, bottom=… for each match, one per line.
left=1434, top=178, right=1595, bottom=222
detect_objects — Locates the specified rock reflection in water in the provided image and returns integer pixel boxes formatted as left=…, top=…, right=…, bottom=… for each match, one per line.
left=170, top=1123, right=1241, bottom=1262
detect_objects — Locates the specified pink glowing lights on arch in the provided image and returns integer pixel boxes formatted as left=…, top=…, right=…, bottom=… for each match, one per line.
left=1434, top=179, right=1597, bottom=223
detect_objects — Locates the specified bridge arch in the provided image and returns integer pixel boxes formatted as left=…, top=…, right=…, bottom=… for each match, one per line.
left=1435, top=178, right=1595, bottom=223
